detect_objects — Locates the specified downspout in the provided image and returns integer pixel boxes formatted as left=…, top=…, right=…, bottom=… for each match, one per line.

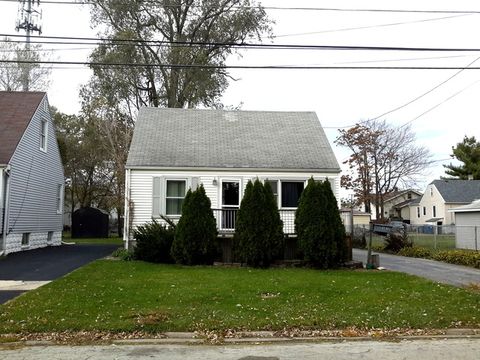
left=123, top=168, right=131, bottom=250
left=1, top=164, right=11, bottom=255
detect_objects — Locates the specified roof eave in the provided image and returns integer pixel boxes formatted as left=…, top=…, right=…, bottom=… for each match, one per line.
left=125, top=165, right=341, bottom=173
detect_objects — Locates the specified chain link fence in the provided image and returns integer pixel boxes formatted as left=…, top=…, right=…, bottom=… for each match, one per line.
left=349, top=223, right=479, bottom=251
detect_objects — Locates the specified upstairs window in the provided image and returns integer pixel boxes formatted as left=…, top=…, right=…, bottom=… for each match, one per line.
left=40, top=119, right=48, bottom=151
left=56, top=184, right=63, bottom=214
left=433, top=205, right=436, bottom=218
left=417, top=207, right=420, bottom=218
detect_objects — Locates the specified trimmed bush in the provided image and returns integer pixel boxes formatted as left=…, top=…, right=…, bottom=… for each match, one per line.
left=111, top=248, right=134, bottom=261
left=171, top=184, right=218, bottom=265
left=398, top=247, right=432, bottom=258
left=133, top=219, right=175, bottom=263
left=432, top=250, right=480, bottom=269
left=295, top=178, right=345, bottom=268
left=384, top=228, right=412, bottom=253
left=234, top=179, right=284, bottom=267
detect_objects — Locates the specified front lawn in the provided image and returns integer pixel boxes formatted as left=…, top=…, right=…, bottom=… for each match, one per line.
left=0, top=261, right=478, bottom=334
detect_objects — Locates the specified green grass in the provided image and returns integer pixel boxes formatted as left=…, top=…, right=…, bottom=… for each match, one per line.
left=0, top=261, right=478, bottom=334
left=370, top=234, right=455, bottom=250
left=62, top=232, right=123, bottom=245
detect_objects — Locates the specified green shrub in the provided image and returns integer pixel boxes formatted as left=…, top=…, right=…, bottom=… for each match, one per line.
left=111, top=248, right=134, bottom=261
left=171, top=184, right=218, bottom=265
left=370, top=245, right=385, bottom=252
left=322, top=180, right=348, bottom=264
left=398, top=247, right=432, bottom=258
left=133, top=219, right=175, bottom=263
left=295, top=178, right=345, bottom=268
left=384, top=228, right=412, bottom=253
left=234, top=179, right=284, bottom=267
left=432, top=250, right=480, bottom=269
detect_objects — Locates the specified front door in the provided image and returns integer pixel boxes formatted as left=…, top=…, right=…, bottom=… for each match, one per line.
left=221, top=180, right=240, bottom=230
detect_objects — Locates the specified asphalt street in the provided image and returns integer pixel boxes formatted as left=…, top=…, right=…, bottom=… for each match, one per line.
left=353, top=248, right=480, bottom=287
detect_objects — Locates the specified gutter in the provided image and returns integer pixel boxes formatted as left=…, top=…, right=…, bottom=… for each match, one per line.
left=1, top=164, right=11, bottom=256
left=123, top=168, right=131, bottom=250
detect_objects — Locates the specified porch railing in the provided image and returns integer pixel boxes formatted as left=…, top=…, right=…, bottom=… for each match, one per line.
left=211, top=208, right=296, bottom=235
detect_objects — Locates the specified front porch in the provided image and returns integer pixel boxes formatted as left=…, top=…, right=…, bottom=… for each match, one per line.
left=211, top=208, right=296, bottom=236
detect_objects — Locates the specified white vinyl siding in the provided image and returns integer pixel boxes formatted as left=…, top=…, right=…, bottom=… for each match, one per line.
left=127, top=170, right=340, bottom=233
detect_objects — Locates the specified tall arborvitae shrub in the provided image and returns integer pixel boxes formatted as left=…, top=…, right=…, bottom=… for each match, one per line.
left=171, top=184, right=218, bottom=265
left=235, top=179, right=283, bottom=267
left=322, top=180, right=348, bottom=264
left=295, top=178, right=344, bottom=268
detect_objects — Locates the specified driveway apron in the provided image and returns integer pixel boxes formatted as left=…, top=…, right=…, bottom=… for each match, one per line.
left=0, top=244, right=119, bottom=304
left=353, top=248, right=480, bottom=287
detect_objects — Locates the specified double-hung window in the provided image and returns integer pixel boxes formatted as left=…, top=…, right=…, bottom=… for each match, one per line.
left=40, top=119, right=48, bottom=151
left=165, top=179, right=186, bottom=216
left=281, top=181, right=304, bottom=208
left=265, top=180, right=305, bottom=208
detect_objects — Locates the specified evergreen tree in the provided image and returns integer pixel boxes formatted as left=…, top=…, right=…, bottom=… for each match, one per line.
left=322, top=180, right=348, bottom=264
left=171, top=185, right=218, bottom=265
left=444, top=136, right=480, bottom=180
left=295, top=178, right=346, bottom=268
left=235, top=179, right=283, bottom=267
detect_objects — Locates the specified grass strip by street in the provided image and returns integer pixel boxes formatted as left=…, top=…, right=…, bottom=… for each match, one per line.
left=0, top=260, right=478, bottom=334
left=62, top=232, right=123, bottom=246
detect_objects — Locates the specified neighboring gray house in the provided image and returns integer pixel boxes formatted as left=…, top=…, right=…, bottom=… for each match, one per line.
left=124, top=108, right=341, bottom=247
left=450, top=199, right=480, bottom=250
left=409, top=179, right=480, bottom=226
left=0, top=92, right=64, bottom=254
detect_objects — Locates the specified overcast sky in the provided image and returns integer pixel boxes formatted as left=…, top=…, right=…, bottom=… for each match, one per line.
left=1, top=0, right=480, bottom=196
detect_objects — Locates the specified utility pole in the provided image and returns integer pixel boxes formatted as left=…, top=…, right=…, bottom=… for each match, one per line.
left=15, top=0, right=42, bottom=91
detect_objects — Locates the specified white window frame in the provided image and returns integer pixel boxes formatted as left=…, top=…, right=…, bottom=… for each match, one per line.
left=220, top=178, right=242, bottom=208
left=40, top=119, right=48, bottom=152
left=279, top=180, right=306, bottom=210
left=56, top=184, right=64, bottom=214
left=165, top=178, right=188, bottom=217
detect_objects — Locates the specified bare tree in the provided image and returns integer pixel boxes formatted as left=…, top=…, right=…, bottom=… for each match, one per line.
left=0, top=38, right=50, bottom=91
left=336, top=120, right=432, bottom=220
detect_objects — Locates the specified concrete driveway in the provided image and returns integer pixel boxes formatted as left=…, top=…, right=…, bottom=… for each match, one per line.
left=0, top=244, right=119, bottom=304
left=353, top=248, right=480, bottom=287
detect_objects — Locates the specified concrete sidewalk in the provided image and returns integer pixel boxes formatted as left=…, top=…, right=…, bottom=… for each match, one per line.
left=353, top=249, right=480, bottom=287
left=1, top=338, right=479, bottom=359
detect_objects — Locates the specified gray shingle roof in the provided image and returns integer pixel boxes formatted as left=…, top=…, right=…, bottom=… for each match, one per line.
left=0, top=91, right=45, bottom=164
left=126, top=108, right=340, bottom=171
left=432, top=179, right=480, bottom=203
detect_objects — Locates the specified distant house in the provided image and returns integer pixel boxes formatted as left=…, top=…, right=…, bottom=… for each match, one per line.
left=340, top=208, right=371, bottom=233
left=0, top=92, right=64, bottom=254
left=123, top=108, right=341, bottom=247
left=368, top=189, right=422, bottom=221
left=409, top=179, right=480, bottom=226
left=449, top=199, right=480, bottom=250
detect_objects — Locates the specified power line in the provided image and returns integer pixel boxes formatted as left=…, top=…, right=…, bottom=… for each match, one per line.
left=3, top=33, right=480, bottom=52
left=2, top=0, right=480, bottom=14
left=274, top=14, right=469, bottom=38
left=370, top=56, right=480, bottom=121
left=4, top=58, right=480, bottom=70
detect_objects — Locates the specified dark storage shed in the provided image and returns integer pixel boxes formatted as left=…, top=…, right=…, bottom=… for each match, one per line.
left=72, top=207, right=109, bottom=238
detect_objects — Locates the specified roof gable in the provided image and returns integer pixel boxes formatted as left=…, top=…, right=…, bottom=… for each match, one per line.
left=0, top=91, right=45, bottom=164
left=127, top=108, right=340, bottom=171
left=431, top=179, right=480, bottom=203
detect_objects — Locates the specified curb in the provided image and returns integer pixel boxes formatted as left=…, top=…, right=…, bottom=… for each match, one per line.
left=2, top=330, right=479, bottom=347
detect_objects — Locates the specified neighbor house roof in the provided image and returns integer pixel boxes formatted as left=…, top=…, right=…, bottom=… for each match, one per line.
left=0, top=91, right=45, bottom=164
left=126, top=108, right=340, bottom=171
left=431, top=179, right=480, bottom=204
left=449, top=199, right=480, bottom=213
